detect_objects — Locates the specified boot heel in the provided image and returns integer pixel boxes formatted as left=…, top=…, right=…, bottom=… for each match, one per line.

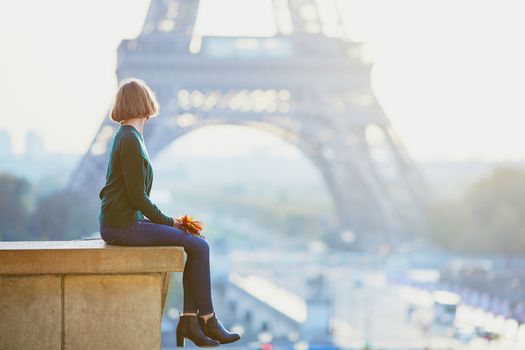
left=176, top=314, right=219, bottom=347
left=176, top=333, right=185, bottom=347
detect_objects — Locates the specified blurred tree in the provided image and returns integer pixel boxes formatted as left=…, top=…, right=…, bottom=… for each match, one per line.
left=465, top=168, right=525, bottom=258
left=30, top=191, right=99, bottom=240
left=428, top=200, right=473, bottom=251
left=0, top=173, right=31, bottom=240
left=429, top=167, right=525, bottom=256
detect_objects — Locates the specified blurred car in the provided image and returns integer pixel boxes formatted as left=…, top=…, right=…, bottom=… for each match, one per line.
left=453, top=326, right=476, bottom=343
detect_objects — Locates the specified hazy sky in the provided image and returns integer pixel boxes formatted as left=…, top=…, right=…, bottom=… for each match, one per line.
left=0, top=0, right=524, bottom=161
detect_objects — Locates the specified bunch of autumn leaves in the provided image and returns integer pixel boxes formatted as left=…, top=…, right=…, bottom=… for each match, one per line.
left=175, top=215, right=205, bottom=239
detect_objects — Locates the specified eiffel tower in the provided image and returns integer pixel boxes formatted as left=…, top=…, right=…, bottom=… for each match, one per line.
left=69, top=0, right=430, bottom=235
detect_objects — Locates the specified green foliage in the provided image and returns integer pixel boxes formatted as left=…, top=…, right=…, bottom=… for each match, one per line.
left=0, top=171, right=99, bottom=241
left=429, top=167, right=525, bottom=254
left=0, top=173, right=31, bottom=240
left=31, top=191, right=99, bottom=240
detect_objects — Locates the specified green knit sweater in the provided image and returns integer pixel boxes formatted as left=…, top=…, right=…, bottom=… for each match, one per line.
left=98, top=124, right=174, bottom=228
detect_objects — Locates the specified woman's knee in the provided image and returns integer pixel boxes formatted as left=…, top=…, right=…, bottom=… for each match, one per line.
left=196, top=237, right=209, bottom=255
left=186, top=236, right=209, bottom=256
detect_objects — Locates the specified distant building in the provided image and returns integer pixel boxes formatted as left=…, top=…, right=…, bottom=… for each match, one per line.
left=0, top=130, right=12, bottom=157
left=24, top=131, right=45, bottom=157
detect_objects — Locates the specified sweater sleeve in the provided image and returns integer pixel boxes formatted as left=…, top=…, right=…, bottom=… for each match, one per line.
left=120, top=135, right=174, bottom=227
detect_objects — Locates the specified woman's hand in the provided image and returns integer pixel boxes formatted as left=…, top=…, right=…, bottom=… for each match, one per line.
left=172, top=215, right=206, bottom=239
left=172, top=218, right=184, bottom=230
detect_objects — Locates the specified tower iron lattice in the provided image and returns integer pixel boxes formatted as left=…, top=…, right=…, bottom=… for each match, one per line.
left=69, top=0, right=430, bottom=235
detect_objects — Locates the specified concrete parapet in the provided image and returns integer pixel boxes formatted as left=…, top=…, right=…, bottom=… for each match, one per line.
left=0, top=238, right=184, bottom=350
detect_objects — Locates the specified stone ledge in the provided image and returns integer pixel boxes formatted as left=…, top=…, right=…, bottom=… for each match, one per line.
left=0, top=238, right=185, bottom=349
left=0, top=238, right=184, bottom=274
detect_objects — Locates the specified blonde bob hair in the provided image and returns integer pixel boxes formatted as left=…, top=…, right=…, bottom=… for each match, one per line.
left=110, top=78, right=159, bottom=123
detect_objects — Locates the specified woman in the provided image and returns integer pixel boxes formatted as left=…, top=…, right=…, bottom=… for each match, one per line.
left=98, top=78, right=240, bottom=348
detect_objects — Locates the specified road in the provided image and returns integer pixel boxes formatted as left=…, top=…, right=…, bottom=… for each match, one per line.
left=329, top=267, right=519, bottom=349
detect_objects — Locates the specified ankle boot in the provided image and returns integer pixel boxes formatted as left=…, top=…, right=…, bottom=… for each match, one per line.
left=176, top=314, right=219, bottom=348
left=199, top=313, right=241, bottom=344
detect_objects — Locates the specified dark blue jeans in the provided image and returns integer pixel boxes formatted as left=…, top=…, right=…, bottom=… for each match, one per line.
left=100, top=219, right=214, bottom=315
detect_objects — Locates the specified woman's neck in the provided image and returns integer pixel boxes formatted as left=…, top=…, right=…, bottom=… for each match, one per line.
left=122, top=118, right=146, bottom=134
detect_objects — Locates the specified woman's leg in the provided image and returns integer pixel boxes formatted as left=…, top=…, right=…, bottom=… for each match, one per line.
left=182, top=260, right=197, bottom=313
left=106, top=220, right=214, bottom=315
